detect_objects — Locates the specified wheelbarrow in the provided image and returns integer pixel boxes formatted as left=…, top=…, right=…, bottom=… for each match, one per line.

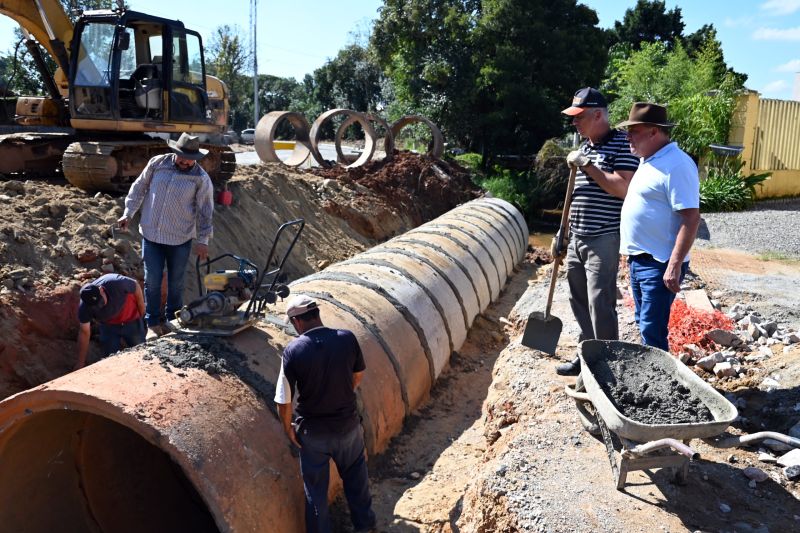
left=565, top=340, right=800, bottom=490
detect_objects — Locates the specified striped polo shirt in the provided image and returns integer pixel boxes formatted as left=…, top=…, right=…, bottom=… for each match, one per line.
left=123, top=153, right=214, bottom=246
left=569, top=128, right=640, bottom=237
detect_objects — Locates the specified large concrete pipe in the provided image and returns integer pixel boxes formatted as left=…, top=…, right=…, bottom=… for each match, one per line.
left=0, top=197, right=526, bottom=532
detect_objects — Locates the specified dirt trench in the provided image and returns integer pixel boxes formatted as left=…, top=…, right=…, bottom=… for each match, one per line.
left=0, top=154, right=479, bottom=400
left=333, top=251, right=799, bottom=533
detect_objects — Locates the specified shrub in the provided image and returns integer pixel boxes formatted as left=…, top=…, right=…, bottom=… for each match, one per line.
left=454, top=152, right=483, bottom=172
left=700, top=154, right=770, bottom=212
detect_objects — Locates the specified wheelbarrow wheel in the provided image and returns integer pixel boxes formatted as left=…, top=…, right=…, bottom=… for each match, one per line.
left=575, top=374, right=601, bottom=436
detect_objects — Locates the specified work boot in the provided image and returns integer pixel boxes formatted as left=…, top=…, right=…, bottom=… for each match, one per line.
left=555, top=357, right=580, bottom=376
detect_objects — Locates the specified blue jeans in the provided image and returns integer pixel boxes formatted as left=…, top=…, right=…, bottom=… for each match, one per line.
left=98, top=319, right=146, bottom=356
left=142, top=238, right=193, bottom=327
left=629, top=254, right=688, bottom=351
left=298, top=423, right=376, bottom=533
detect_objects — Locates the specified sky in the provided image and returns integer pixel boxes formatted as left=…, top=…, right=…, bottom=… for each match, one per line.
left=0, top=0, right=798, bottom=100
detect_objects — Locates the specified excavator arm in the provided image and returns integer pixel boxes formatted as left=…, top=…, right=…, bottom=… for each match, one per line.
left=0, top=0, right=74, bottom=91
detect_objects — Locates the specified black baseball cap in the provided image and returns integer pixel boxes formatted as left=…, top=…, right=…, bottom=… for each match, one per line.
left=562, top=87, right=608, bottom=116
left=80, top=284, right=102, bottom=308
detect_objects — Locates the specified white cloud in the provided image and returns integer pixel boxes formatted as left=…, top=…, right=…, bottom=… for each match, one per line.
left=761, top=0, right=800, bottom=15
left=762, top=79, right=790, bottom=93
left=753, top=26, right=800, bottom=40
left=724, top=16, right=754, bottom=28
left=776, top=59, right=800, bottom=72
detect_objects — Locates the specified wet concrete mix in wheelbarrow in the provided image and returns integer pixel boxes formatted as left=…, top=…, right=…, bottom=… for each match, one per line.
left=593, top=344, right=715, bottom=424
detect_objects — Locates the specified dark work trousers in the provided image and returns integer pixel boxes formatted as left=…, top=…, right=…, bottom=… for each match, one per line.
left=98, top=318, right=146, bottom=356
left=565, top=232, right=621, bottom=342
left=629, top=254, right=689, bottom=351
left=298, top=423, right=376, bottom=533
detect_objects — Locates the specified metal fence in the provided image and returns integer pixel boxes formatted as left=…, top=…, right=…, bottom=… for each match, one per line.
left=752, top=98, right=800, bottom=171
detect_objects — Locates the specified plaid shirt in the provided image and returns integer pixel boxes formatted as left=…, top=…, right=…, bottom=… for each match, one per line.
left=123, top=153, right=214, bottom=245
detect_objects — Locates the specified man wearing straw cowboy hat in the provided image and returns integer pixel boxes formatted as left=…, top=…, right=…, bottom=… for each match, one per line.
left=117, top=133, right=215, bottom=339
left=616, top=102, right=700, bottom=351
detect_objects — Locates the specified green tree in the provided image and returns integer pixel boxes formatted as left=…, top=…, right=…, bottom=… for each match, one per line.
left=610, top=0, right=684, bottom=50
left=473, top=0, right=607, bottom=159
left=206, top=25, right=251, bottom=130
left=371, top=0, right=479, bottom=148
left=604, top=39, right=743, bottom=161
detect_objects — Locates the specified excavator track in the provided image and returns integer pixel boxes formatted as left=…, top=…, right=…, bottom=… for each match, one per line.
left=0, top=132, right=76, bottom=179
left=62, top=139, right=236, bottom=193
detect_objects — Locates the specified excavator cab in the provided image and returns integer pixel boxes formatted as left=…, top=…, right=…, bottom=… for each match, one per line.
left=69, top=10, right=211, bottom=126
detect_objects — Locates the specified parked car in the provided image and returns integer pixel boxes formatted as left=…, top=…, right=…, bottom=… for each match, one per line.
left=222, top=130, right=239, bottom=145
left=240, top=128, right=255, bottom=144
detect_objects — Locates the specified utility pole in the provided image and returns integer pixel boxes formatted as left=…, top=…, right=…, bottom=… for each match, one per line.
left=250, top=0, right=259, bottom=126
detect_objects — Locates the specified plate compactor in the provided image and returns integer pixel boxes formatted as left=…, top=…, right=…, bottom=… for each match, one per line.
left=167, top=219, right=305, bottom=336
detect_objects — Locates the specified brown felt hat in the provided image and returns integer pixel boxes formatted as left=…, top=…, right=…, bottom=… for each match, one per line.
left=616, top=102, right=675, bottom=129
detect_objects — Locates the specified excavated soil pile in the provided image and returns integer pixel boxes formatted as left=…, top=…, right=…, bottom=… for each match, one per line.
left=591, top=344, right=715, bottom=424
left=0, top=154, right=474, bottom=400
left=310, top=151, right=480, bottom=231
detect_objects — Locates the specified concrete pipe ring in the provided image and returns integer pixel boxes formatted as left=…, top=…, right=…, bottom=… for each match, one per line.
left=335, top=114, right=394, bottom=164
left=309, top=109, right=377, bottom=169
left=390, top=115, right=445, bottom=159
left=254, top=111, right=312, bottom=167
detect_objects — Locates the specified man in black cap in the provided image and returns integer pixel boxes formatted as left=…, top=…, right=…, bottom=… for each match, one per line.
left=555, top=87, right=641, bottom=376
left=117, top=133, right=215, bottom=339
left=76, top=273, right=146, bottom=369
left=617, top=102, right=700, bottom=351
left=274, top=295, right=376, bottom=533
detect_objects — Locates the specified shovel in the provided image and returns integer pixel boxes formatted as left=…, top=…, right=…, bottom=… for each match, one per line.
left=521, top=164, right=578, bottom=355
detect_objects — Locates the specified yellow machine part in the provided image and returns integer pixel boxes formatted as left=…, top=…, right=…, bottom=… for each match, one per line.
left=15, top=97, right=62, bottom=126
left=203, top=271, right=239, bottom=291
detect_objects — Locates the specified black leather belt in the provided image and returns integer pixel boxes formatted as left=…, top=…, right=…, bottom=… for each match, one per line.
left=630, top=253, right=654, bottom=261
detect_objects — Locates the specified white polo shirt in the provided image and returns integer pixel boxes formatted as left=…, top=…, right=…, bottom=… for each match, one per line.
left=620, top=142, right=699, bottom=263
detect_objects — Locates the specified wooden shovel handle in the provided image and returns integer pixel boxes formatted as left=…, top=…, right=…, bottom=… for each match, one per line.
left=545, top=164, right=578, bottom=319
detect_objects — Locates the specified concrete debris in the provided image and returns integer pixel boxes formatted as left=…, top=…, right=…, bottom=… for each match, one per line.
left=758, top=452, right=777, bottom=464
left=760, top=377, right=781, bottom=392
left=777, top=448, right=800, bottom=468
left=784, top=465, right=800, bottom=481
left=696, top=352, right=724, bottom=372
left=705, top=329, right=742, bottom=348
left=684, top=289, right=716, bottom=312
left=713, top=361, right=737, bottom=378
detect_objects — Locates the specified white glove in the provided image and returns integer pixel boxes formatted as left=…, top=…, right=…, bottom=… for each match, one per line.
left=566, top=150, right=590, bottom=168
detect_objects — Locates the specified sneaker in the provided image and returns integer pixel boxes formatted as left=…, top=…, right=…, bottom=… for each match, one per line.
left=555, top=357, right=580, bottom=376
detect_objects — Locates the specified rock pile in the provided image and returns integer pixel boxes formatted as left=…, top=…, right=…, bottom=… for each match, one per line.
left=673, top=300, right=800, bottom=382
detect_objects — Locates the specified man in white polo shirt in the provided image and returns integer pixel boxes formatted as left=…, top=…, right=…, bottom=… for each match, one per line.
left=617, top=102, right=701, bottom=351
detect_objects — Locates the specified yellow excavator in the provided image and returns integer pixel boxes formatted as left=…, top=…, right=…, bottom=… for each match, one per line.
left=0, top=0, right=235, bottom=192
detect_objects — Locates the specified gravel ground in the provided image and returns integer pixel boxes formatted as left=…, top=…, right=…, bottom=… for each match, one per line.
left=696, top=198, right=800, bottom=258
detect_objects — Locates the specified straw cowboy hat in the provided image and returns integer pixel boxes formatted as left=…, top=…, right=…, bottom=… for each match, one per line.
left=168, top=133, right=209, bottom=160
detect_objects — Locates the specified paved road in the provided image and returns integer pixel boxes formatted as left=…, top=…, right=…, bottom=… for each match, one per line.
left=234, top=143, right=359, bottom=167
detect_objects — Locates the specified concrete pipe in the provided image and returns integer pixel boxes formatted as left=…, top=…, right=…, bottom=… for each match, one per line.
left=254, top=111, right=312, bottom=167
left=390, top=115, right=445, bottom=159
left=0, top=197, right=527, bottom=533
left=309, top=109, right=377, bottom=169
left=335, top=114, right=394, bottom=164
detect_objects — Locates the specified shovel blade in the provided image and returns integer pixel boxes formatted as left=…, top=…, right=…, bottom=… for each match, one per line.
left=520, top=311, right=563, bottom=355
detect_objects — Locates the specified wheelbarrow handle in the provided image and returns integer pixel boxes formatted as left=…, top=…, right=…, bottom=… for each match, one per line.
left=564, top=383, right=591, bottom=402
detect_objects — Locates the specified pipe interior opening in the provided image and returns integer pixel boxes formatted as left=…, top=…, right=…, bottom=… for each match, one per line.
left=0, top=409, right=219, bottom=533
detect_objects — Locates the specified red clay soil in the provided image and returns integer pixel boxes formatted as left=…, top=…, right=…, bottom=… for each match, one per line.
left=310, top=151, right=481, bottom=226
